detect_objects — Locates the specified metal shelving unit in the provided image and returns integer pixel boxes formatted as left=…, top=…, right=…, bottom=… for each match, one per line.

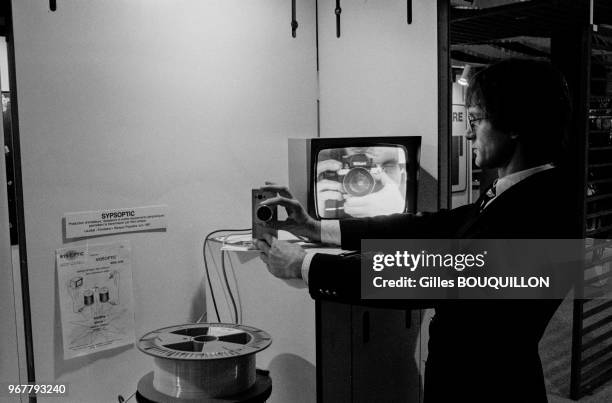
left=570, top=27, right=612, bottom=397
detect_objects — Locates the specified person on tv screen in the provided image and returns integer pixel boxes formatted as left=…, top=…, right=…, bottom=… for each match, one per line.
left=316, top=146, right=407, bottom=218
left=255, top=59, right=576, bottom=402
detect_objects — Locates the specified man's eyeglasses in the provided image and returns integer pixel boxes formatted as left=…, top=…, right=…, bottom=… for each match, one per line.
left=467, top=115, right=487, bottom=132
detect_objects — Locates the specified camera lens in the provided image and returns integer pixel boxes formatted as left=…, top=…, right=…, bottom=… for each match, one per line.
left=256, top=205, right=273, bottom=222
left=343, top=167, right=375, bottom=196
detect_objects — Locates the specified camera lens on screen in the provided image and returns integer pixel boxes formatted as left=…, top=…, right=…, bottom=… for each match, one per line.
left=343, top=167, right=375, bottom=196
left=256, top=205, right=273, bottom=222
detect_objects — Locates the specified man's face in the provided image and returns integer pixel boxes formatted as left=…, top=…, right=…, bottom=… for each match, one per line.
left=367, top=147, right=405, bottom=185
left=466, top=106, right=515, bottom=169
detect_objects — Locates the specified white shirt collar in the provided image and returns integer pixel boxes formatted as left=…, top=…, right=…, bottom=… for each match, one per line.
left=494, top=163, right=555, bottom=198
left=481, top=163, right=554, bottom=210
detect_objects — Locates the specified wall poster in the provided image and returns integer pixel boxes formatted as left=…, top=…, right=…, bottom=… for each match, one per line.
left=56, top=241, right=135, bottom=359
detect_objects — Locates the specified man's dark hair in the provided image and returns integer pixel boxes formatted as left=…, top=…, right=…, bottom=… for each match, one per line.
left=465, top=59, right=572, bottom=164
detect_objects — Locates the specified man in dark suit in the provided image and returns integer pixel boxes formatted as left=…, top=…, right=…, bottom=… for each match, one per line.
left=256, top=59, right=577, bottom=402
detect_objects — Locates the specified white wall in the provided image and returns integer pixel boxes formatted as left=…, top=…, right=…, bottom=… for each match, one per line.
left=11, top=1, right=317, bottom=401
left=317, top=0, right=438, bottom=181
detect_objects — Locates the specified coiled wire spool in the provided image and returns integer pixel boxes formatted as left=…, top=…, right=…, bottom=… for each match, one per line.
left=137, top=323, right=271, bottom=400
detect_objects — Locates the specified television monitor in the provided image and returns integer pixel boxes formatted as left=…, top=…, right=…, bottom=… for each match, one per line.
left=288, top=137, right=421, bottom=220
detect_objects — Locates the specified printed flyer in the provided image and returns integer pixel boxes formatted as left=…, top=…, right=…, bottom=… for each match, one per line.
left=56, top=242, right=135, bottom=359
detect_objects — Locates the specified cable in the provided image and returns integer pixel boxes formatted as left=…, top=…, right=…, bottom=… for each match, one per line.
left=221, top=249, right=238, bottom=323
left=221, top=233, right=250, bottom=324
left=216, top=231, right=250, bottom=322
left=220, top=232, right=249, bottom=323
left=202, top=229, right=250, bottom=322
left=204, top=230, right=249, bottom=322
left=226, top=251, right=243, bottom=324
left=209, top=245, right=234, bottom=322
left=203, top=235, right=220, bottom=322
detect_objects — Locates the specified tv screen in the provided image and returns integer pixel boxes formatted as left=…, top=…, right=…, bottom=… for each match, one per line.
left=315, top=146, right=409, bottom=218
left=288, top=137, right=420, bottom=220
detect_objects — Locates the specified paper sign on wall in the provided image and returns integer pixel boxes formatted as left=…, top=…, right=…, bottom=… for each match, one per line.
left=451, top=104, right=468, bottom=193
left=56, top=242, right=135, bottom=359
left=64, top=205, right=167, bottom=239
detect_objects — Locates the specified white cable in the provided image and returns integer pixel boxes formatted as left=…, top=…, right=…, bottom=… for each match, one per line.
left=210, top=243, right=234, bottom=322
left=219, top=234, right=243, bottom=324
left=199, top=229, right=250, bottom=323
left=225, top=252, right=243, bottom=324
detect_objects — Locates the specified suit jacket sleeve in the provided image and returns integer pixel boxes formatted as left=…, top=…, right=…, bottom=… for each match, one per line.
left=308, top=252, right=437, bottom=308
left=339, top=205, right=475, bottom=250
left=306, top=207, right=477, bottom=307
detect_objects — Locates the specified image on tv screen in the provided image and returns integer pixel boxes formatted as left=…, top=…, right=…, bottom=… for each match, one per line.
left=315, top=146, right=408, bottom=219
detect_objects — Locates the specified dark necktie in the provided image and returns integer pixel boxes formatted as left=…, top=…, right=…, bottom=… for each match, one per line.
left=478, top=180, right=497, bottom=212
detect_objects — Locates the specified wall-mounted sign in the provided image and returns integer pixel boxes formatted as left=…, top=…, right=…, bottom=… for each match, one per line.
left=452, top=104, right=468, bottom=193
left=64, top=205, right=167, bottom=239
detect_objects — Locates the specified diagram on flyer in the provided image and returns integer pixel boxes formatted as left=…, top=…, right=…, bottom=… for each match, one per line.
left=57, top=242, right=135, bottom=359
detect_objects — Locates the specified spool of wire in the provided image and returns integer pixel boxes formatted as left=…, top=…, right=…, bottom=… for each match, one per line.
left=99, top=287, right=110, bottom=303
left=83, top=290, right=94, bottom=306
left=137, top=323, right=271, bottom=400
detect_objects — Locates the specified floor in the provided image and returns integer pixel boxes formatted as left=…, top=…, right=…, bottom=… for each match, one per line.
left=549, top=384, right=612, bottom=403
left=542, top=285, right=612, bottom=403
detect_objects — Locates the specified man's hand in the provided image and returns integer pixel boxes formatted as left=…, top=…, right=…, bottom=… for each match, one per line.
left=317, top=178, right=344, bottom=217
left=344, top=171, right=405, bottom=217
left=256, top=233, right=306, bottom=279
left=316, top=159, right=345, bottom=218
left=260, top=183, right=321, bottom=242
left=316, top=159, right=343, bottom=178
